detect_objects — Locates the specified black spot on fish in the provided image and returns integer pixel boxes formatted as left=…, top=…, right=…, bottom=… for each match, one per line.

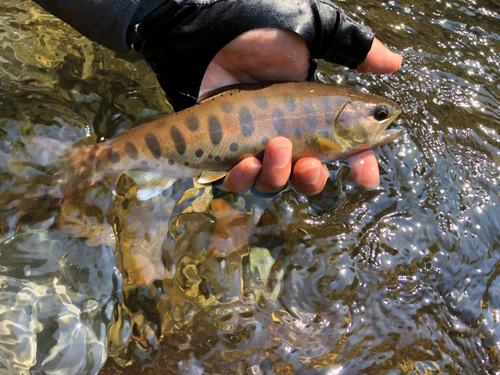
left=208, top=154, right=213, bottom=159
left=185, top=162, right=189, bottom=166
left=215, top=156, right=221, bottom=162
left=262, top=136, right=269, bottom=147
left=272, top=109, right=285, bottom=134
left=283, top=93, right=297, bottom=112
left=145, top=133, right=161, bottom=159
left=305, top=99, right=318, bottom=131
left=230, top=143, right=238, bottom=152
left=221, top=102, right=234, bottom=114
left=186, top=115, right=199, bottom=132
left=295, top=127, right=302, bottom=139
left=195, top=149, right=204, bottom=158
left=107, top=149, right=121, bottom=164
left=170, top=126, right=186, bottom=155
left=141, top=161, right=148, bottom=166
left=125, top=142, right=138, bottom=160
left=323, top=130, right=329, bottom=138
left=168, top=159, right=175, bottom=165
left=239, top=106, right=254, bottom=137
left=253, top=93, right=268, bottom=109
left=322, top=96, right=335, bottom=124
left=208, top=115, right=223, bottom=145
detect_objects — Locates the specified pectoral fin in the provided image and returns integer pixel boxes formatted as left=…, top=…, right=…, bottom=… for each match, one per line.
left=196, top=171, right=227, bottom=184
left=123, top=171, right=177, bottom=200
left=314, top=133, right=343, bottom=154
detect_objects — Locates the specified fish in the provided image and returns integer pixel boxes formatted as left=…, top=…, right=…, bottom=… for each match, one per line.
left=30, top=82, right=402, bottom=202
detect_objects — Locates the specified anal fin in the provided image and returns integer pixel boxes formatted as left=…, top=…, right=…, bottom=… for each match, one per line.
left=123, top=170, right=177, bottom=201
left=196, top=171, right=227, bottom=184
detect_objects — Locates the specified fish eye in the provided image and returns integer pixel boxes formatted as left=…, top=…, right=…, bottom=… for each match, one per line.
left=374, top=105, right=389, bottom=121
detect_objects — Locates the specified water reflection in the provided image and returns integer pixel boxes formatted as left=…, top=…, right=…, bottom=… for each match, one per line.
left=1, top=0, right=500, bottom=374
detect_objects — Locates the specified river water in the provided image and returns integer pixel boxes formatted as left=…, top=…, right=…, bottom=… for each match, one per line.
left=0, top=0, right=499, bottom=374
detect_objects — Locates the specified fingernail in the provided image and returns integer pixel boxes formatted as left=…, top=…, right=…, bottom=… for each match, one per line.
left=298, top=162, right=321, bottom=185
left=269, top=145, right=292, bottom=169
left=243, top=161, right=262, bottom=182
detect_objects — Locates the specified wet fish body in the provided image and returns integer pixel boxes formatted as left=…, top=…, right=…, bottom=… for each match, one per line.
left=50, top=82, right=402, bottom=200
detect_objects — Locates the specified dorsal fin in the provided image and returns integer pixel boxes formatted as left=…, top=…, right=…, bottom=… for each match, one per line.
left=197, top=83, right=276, bottom=103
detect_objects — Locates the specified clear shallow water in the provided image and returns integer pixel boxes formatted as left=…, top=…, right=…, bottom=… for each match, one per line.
left=0, top=0, right=500, bottom=374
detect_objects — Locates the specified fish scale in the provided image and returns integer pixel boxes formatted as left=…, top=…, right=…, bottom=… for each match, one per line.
left=47, top=81, right=402, bottom=202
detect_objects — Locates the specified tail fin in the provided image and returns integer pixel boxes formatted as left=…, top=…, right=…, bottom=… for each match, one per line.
left=23, top=136, right=102, bottom=205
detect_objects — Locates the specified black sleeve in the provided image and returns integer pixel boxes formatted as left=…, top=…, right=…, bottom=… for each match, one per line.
left=32, top=0, right=164, bottom=52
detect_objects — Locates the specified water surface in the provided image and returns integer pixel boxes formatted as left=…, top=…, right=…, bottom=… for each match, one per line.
left=0, top=0, right=499, bottom=374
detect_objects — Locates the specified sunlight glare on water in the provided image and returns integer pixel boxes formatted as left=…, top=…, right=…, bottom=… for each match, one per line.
left=1, top=0, right=500, bottom=374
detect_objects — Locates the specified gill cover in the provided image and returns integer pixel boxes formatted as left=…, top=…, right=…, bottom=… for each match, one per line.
left=335, top=98, right=402, bottom=148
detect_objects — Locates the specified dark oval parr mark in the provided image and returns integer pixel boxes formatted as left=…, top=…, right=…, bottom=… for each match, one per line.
left=170, top=126, right=186, bottom=155
left=93, top=156, right=102, bottom=169
left=272, top=108, right=285, bottom=135
left=253, top=93, right=268, bottom=110
left=322, top=96, right=335, bottom=124
left=305, top=99, right=318, bottom=131
left=145, top=133, right=161, bottom=159
left=186, top=115, right=199, bottom=132
left=283, top=93, right=297, bottom=112
left=221, top=102, right=234, bottom=114
left=239, top=106, right=254, bottom=137
left=208, top=115, right=223, bottom=145
left=125, top=142, right=138, bottom=160
left=107, top=149, right=121, bottom=164
left=294, top=127, right=302, bottom=139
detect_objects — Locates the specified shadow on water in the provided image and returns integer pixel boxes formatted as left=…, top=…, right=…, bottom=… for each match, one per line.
left=1, top=0, right=500, bottom=374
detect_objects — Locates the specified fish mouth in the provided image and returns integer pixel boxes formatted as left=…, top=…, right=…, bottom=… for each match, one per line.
left=372, top=105, right=403, bottom=147
left=372, top=127, right=405, bottom=148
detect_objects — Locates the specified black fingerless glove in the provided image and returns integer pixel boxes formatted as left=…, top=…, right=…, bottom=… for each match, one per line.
left=128, top=0, right=374, bottom=111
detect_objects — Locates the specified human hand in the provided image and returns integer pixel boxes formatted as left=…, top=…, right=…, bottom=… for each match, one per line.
left=200, top=29, right=403, bottom=195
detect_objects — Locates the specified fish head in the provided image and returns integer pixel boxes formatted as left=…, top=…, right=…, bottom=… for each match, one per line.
left=335, top=93, right=402, bottom=152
